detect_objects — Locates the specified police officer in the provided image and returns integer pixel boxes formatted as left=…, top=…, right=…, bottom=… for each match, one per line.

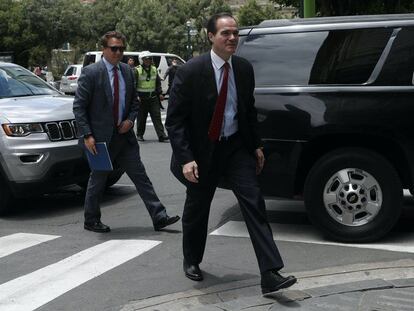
left=135, top=52, right=169, bottom=142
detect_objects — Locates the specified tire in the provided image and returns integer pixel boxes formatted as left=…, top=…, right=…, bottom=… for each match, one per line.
left=0, top=177, right=13, bottom=215
left=304, top=148, right=402, bottom=242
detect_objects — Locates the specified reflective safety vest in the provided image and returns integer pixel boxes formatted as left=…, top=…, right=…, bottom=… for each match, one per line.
left=136, top=65, right=157, bottom=92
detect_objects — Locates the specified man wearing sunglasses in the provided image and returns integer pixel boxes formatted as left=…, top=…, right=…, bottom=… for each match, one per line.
left=73, top=31, right=179, bottom=233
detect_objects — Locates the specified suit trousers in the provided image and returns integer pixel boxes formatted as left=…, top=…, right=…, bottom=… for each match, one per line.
left=84, top=131, right=167, bottom=224
left=182, top=134, right=284, bottom=273
left=136, top=95, right=167, bottom=139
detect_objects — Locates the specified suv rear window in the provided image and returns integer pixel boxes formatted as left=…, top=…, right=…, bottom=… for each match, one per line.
left=83, top=55, right=96, bottom=67
left=238, top=28, right=393, bottom=86
left=64, top=66, right=75, bottom=76
left=375, top=26, right=414, bottom=86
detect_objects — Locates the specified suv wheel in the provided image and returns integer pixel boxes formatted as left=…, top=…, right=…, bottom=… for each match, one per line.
left=0, top=177, right=13, bottom=215
left=304, top=148, right=402, bottom=242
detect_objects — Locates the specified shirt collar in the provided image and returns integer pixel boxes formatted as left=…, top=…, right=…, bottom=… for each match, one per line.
left=102, top=57, right=119, bottom=72
left=210, top=50, right=232, bottom=71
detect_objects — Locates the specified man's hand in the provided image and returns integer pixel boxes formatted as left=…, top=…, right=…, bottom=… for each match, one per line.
left=84, top=135, right=97, bottom=155
left=159, top=94, right=164, bottom=102
left=182, top=161, right=199, bottom=183
left=118, top=119, right=134, bottom=134
left=255, top=148, right=265, bottom=175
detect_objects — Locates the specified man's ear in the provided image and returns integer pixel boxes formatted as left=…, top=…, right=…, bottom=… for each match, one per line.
left=208, top=32, right=214, bottom=43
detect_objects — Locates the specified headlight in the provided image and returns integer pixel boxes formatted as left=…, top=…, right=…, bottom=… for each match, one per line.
left=2, top=123, right=44, bottom=136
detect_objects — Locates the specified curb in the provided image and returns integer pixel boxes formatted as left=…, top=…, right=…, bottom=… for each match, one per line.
left=120, top=259, right=414, bottom=311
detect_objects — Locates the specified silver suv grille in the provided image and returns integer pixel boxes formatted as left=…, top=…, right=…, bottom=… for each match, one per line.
left=44, top=120, right=79, bottom=141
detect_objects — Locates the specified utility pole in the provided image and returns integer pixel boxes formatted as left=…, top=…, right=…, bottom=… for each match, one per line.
left=303, top=0, right=315, bottom=18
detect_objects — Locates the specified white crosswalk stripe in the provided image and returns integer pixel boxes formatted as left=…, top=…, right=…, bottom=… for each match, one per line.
left=145, top=111, right=166, bottom=126
left=0, top=233, right=60, bottom=259
left=0, top=235, right=161, bottom=311
left=210, top=221, right=414, bottom=254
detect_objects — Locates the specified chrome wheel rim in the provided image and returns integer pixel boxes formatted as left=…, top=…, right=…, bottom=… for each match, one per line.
left=323, top=168, right=382, bottom=227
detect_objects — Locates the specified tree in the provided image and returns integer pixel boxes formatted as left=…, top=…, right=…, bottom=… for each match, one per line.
left=0, top=0, right=34, bottom=65
left=273, top=0, right=414, bottom=16
left=238, top=0, right=286, bottom=27
left=118, top=0, right=222, bottom=58
left=21, top=0, right=85, bottom=66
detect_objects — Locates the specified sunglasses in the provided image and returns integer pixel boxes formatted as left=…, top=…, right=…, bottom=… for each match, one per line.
left=107, top=46, right=125, bottom=53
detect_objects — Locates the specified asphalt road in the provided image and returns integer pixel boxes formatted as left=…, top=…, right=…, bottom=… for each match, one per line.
left=0, top=120, right=413, bottom=311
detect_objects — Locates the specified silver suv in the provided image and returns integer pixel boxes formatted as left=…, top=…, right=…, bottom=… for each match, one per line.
left=0, top=62, right=90, bottom=214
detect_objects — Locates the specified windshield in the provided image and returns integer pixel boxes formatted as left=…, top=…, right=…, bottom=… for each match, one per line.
left=0, top=65, right=58, bottom=98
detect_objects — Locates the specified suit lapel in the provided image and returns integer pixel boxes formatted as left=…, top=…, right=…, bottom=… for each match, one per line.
left=231, top=56, right=243, bottom=109
left=201, top=53, right=218, bottom=116
left=119, top=63, right=130, bottom=112
left=99, top=61, right=113, bottom=106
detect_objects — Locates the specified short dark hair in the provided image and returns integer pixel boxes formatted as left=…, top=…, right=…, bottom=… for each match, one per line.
left=100, top=31, right=126, bottom=48
left=206, top=12, right=235, bottom=36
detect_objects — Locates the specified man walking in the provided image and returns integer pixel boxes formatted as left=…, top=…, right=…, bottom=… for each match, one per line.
left=135, top=52, right=169, bottom=142
left=166, top=13, right=296, bottom=295
left=73, top=31, right=179, bottom=233
left=163, top=58, right=179, bottom=96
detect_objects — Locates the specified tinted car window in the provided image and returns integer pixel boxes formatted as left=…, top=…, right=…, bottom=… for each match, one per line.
left=121, top=55, right=139, bottom=65
left=238, top=31, right=329, bottom=86
left=65, top=66, right=74, bottom=76
left=152, top=56, right=161, bottom=67
left=239, top=28, right=392, bottom=86
left=166, top=56, right=185, bottom=66
left=83, top=55, right=96, bottom=67
left=309, top=28, right=393, bottom=84
left=0, top=66, right=57, bottom=98
left=375, top=26, right=414, bottom=86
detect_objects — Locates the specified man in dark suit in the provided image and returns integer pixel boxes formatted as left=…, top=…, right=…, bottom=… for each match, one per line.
left=166, top=14, right=296, bottom=295
left=73, top=31, right=179, bottom=233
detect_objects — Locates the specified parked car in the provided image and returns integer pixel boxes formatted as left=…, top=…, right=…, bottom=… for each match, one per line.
left=237, top=14, right=414, bottom=242
left=0, top=62, right=122, bottom=214
left=60, top=64, right=82, bottom=94
left=82, top=51, right=185, bottom=94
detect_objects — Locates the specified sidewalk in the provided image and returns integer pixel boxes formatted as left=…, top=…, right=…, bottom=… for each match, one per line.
left=121, top=259, right=414, bottom=311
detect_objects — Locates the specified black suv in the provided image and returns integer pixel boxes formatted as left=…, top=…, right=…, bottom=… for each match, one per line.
left=237, top=14, right=414, bottom=242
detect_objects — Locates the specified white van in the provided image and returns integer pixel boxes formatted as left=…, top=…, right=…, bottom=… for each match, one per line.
left=82, top=51, right=185, bottom=94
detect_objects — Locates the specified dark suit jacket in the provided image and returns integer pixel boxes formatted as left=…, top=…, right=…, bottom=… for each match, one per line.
left=166, top=52, right=262, bottom=185
left=73, top=60, right=139, bottom=145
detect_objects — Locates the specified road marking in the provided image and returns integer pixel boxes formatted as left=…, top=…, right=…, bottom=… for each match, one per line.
left=0, top=233, right=60, bottom=259
left=146, top=112, right=166, bottom=126
left=210, top=221, right=414, bottom=253
left=0, top=239, right=161, bottom=311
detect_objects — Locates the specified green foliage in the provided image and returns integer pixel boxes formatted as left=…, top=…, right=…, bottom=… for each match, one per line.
left=5, top=0, right=412, bottom=71
left=272, top=0, right=414, bottom=16
left=238, top=0, right=286, bottom=27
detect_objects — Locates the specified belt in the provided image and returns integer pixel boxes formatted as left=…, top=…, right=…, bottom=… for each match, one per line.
left=138, top=91, right=157, bottom=98
left=218, top=132, right=239, bottom=142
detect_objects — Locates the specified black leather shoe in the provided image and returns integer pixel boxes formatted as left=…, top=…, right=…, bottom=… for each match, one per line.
left=137, top=136, right=145, bottom=142
left=158, top=136, right=169, bottom=142
left=153, top=215, right=180, bottom=231
left=183, top=260, right=203, bottom=281
left=84, top=221, right=111, bottom=233
left=261, top=270, right=297, bottom=295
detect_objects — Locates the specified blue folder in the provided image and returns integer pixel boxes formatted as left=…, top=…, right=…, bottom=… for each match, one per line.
left=85, top=142, right=113, bottom=171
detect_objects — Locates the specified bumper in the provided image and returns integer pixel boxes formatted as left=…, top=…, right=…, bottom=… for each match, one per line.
left=0, top=134, right=89, bottom=196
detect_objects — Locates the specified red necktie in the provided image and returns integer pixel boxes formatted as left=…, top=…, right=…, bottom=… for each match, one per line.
left=208, top=62, right=230, bottom=141
left=113, top=66, right=119, bottom=126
